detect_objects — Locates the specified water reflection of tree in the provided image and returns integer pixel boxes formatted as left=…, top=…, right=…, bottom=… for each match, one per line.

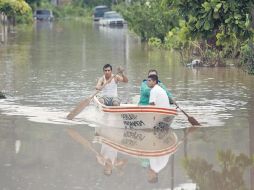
left=183, top=150, right=253, bottom=190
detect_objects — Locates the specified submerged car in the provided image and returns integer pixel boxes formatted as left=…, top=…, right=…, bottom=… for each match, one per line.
left=99, top=11, right=125, bottom=27
left=34, top=9, right=54, bottom=21
left=93, top=5, right=110, bottom=21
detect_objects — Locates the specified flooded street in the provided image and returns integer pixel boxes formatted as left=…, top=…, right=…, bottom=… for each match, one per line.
left=0, top=20, right=254, bottom=190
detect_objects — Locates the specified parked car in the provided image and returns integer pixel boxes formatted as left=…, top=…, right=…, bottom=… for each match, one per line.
left=99, top=11, right=125, bottom=27
left=34, top=9, right=54, bottom=21
left=93, top=5, right=110, bottom=21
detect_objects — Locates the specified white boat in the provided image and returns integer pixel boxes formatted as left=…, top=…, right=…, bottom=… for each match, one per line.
left=92, top=96, right=177, bottom=129
left=93, top=127, right=179, bottom=158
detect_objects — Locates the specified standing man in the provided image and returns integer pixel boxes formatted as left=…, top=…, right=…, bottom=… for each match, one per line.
left=147, top=74, right=170, bottom=108
left=96, top=64, right=128, bottom=106
left=139, top=69, right=174, bottom=105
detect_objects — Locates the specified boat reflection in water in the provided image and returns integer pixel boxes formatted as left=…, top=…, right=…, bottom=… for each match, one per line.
left=67, top=124, right=199, bottom=186
left=94, top=126, right=179, bottom=183
left=68, top=125, right=180, bottom=182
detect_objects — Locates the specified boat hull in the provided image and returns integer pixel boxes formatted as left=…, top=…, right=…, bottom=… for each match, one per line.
left=92, top=96, right=177, bottom=129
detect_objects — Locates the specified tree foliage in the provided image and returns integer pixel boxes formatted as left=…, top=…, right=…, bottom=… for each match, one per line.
left=174, top=0, right=254, bottom=48
left=117, top=0, right=179, bottom=41
left=0, top=0, right=32, bottom=17
left=240, top=41, right=254, bottom=74
left=119, top=0, right=254, bottom=55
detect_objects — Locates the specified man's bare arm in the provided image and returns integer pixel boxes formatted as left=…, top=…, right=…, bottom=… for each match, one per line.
left=116, top=73, right=128, bottom=83
left=95, top=77, right=104, bottom=90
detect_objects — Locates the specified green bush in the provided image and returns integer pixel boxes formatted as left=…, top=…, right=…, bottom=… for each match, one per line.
left=148, top=37, right=162, bottom=49
left=55, top=5, right=87, bottom=18
left=240, top=42, right=254, bottom=74
left=16, top=11, right=33, bottom=24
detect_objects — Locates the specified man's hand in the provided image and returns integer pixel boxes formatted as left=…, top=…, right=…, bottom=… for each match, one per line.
left=117, top=66, right=124, bottom=74
left=169, top=97, right=176, bottom=105
left=96, top=86, right=103, bottom=91
left=116, top=66, right=128, bottom=83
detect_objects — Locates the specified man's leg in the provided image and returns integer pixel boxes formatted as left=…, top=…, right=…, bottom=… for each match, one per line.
left=112, top=97, right=121, bottom=106
left=98, top=97, right=105, bottom=105
left=99, top=96, right=111, bottom=106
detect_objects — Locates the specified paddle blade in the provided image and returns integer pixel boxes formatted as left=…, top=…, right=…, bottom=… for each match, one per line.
left=66, top=97, right=91, bottom=120
left=188, top=116, right=200, bottom=126
left=175, top=104, right=201, bottom=126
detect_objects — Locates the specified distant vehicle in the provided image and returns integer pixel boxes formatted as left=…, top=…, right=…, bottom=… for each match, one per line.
left=99, top=11, right=125, bottom=27
left=34, top=9, right=54, bottom=21
left=93, top=5, right=110, bottom=21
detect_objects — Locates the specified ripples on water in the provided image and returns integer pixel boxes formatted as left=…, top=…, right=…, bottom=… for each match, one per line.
left=0, top=93, right=245, bottom=129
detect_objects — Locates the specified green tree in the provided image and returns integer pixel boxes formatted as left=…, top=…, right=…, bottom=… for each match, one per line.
left=0, top=0, right=32, bottom=24
left=161, top=0, right=254, bottom=69
left=0, top=0, right=31, bottom=16
left=172, top=0, right=254, bottom=48
left=118, top=0, right=179, bottom=41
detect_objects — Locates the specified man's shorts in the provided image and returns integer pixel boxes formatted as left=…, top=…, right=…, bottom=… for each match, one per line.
left=100, top=96, right=120, bottom=106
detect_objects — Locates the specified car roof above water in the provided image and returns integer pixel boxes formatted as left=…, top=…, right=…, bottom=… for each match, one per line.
left=35, top=9, right=52, bottom=14
left=94, top=5, right=108, bottom=11
left=103, top=11, right=122, bottom=18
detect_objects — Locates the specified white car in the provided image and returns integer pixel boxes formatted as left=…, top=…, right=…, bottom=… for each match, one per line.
left=99, top=11, right=126, bottom=27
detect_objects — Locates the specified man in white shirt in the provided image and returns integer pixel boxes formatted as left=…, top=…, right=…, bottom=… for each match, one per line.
left=147, top=74, right=170, bottom=108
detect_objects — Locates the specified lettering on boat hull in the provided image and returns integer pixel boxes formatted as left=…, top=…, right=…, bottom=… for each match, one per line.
left=123, top=120, right=145, bottom=128
left=121, top=114, right=137, bottom=120
left=121, top=114, right=145, bottom=129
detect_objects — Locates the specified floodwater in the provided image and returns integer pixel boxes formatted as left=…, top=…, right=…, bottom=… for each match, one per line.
left=0, top=20, right=254, bottom=190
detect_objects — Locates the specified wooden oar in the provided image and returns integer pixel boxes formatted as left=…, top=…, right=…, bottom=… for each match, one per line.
left=174, top=102, right=201, bottom=126
left=66, top=72, right=121, bottom=120
left=66, top=90, right=99, bottom=120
